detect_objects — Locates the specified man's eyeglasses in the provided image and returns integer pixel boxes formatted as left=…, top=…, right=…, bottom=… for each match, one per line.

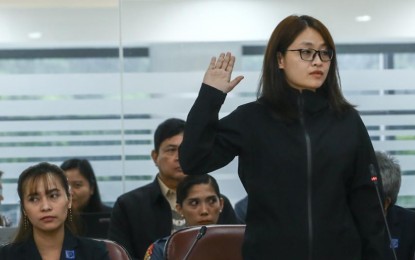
left=285, top=48, right=334, bottom=62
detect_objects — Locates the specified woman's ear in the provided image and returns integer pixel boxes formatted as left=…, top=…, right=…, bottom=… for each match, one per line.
left=277, top=52, right=285, bottom=69
left=384, top=197, right=392, bottom=213
left=21, top=202, right=27, bottom=216
left=176, top=204, right=183, bottom=217
left=219, top=197, right=224, bottom=212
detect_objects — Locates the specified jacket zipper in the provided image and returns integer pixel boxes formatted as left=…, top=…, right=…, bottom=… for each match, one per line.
left=298, top=95, right=313, bottom=260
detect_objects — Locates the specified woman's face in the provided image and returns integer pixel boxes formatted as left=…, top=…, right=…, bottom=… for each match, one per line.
left=65, top=168, right=93, bottom=212
left=278, top=27, right=331, bottom=92
left=23, top=174, right=71, bottom=233
left=176, top=183, right=224, bottom=226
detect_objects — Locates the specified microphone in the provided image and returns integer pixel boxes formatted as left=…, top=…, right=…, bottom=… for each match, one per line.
left=183, top=225, right=207, bottom=260
left=369, top=164, right=397, bottom=260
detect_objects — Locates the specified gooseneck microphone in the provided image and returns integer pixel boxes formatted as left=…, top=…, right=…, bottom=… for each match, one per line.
left=183, top=225, right=207, bottom=260
left=369, top=164, right=397, bottom=260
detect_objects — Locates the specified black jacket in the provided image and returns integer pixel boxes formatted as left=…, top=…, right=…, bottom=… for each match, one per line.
left=108, top=176, right=237, bottom=260
left=180, top=84, right=387, bottom=260
left=386, top=205, right=415, bottom=260
left=0, top=229, right=109, bottom=260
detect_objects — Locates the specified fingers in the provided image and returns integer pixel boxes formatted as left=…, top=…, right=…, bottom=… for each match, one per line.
left=229, top=75, right=244, bottom=89
left=208, top=52, right=234, bottom=71
left=225, top=55, right=235, bottom=72
left=222, top=52, right=231, bottom=70
left=208, top=56, right=216, bottom=70
left=215, top=53, right=226, bottom=69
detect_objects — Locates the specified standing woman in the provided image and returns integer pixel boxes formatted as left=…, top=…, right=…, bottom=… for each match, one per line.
left=61, top=159, right=111, bottom=213
left=0, top=162, right=109, bottom=259
left=179, top=15, right=386, bottom=259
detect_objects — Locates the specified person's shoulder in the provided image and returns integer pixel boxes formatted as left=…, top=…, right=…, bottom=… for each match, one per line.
left=388, top=205, right=415, bottom=228
left=0, top=242, right=24, bottom=258
left=336, top=106, right=362, bottom=121
left=144, top=236, right=169, bottom=260
left=392, top=205, right=415, bottom=217
left=117, top=179, right=158, bottom=202
left=77, top=236, right=108, bottom=254
left=235, top=196, right=248, bottom=208
left=100, top=203, right=113, bottom=213
left=237, top=100, right=265, bottom=111
left=227, top=100, right=268, bottom=123
left=0, top=242, right=13, bottom=252
left=0, top=243, right=12, bottom=258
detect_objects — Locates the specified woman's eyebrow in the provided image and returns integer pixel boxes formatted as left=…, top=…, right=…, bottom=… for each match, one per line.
left=45, top=188, right=60, bottom=195
left=26, top=191, right=39, bottom=197
left=298, top=41, right=327, bottom=48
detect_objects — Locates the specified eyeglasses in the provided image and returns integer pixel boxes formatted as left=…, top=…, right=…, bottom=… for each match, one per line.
left=285, top=48, right=334, bottom=62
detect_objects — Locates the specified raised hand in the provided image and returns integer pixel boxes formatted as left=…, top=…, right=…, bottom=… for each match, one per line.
left=203, top=52, right=244, bottom=93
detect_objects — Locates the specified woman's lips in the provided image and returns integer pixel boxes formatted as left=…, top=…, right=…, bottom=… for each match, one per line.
left=40, top=216, right=56, bottom=222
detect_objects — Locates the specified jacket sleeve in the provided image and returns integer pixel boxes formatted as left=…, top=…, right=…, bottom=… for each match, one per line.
left=349, top=113, right=387, bottom=260
left=143, top=239, right=165, bottom=260
left=108, top=197, right=138, bottom=260
left=179, top=83, right=242, bottom=175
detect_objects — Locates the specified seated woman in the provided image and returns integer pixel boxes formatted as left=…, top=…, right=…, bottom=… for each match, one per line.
left=0, top=162, right=109, bottom=259
left=60, top=159, right=111, bottom=213
left=144, top=174, right=224, bottom=260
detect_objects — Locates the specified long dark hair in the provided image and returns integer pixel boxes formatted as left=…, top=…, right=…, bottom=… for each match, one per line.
left=13, top=162, right=77, bottom=243
left=60, top=158, right=104, bottom=213
left=258, top=15, right=353, bottom=120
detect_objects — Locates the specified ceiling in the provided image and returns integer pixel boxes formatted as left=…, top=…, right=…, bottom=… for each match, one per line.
left=0, top=0, right=414, bottom=47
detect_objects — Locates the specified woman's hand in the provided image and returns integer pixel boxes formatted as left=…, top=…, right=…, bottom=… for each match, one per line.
left=203, top=52, right=244, bottom=93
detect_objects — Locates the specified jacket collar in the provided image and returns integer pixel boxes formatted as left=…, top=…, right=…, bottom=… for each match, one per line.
left=16, top=228, right=79, bottom=260
left=149, top=175, right=167, bottom=204
left=287, top=87, right=329, bottom=116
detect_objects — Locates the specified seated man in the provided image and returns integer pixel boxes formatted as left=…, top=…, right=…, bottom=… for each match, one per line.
left=108, top=118, right=237, bottom=260
left=376, top=151, right=415, bottom=260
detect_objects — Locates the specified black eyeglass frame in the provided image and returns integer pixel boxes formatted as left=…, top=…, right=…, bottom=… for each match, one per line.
left=285, top=48, right=334, bottom=62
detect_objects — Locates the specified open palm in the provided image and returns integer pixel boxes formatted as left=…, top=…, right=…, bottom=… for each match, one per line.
left=203, top=52, right=244, bottom=93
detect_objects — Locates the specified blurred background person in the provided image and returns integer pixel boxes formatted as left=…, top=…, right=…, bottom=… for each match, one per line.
left=60, top=158, right=111, bottom=213
left=0, top=170, right=12, bottom=227
left=234, top=195, right=247, bottom=224
left=61, top=159, right=112, bottom=239
left=376, top=151, right=415, bottom=260
left=0, top=162, right=109, bottom=259
left=144, top=174, right=224, bottom=260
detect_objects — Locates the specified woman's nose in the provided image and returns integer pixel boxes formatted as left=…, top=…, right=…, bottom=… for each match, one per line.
left=200, top=203, right=209, bottom=215
left=40, top=199, right=52, bottom=211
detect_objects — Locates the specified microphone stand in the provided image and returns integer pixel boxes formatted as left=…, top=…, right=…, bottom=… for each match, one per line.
left=369, top=164, right=397, bottom=260
left=183, top=225, right=207, bottom=260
